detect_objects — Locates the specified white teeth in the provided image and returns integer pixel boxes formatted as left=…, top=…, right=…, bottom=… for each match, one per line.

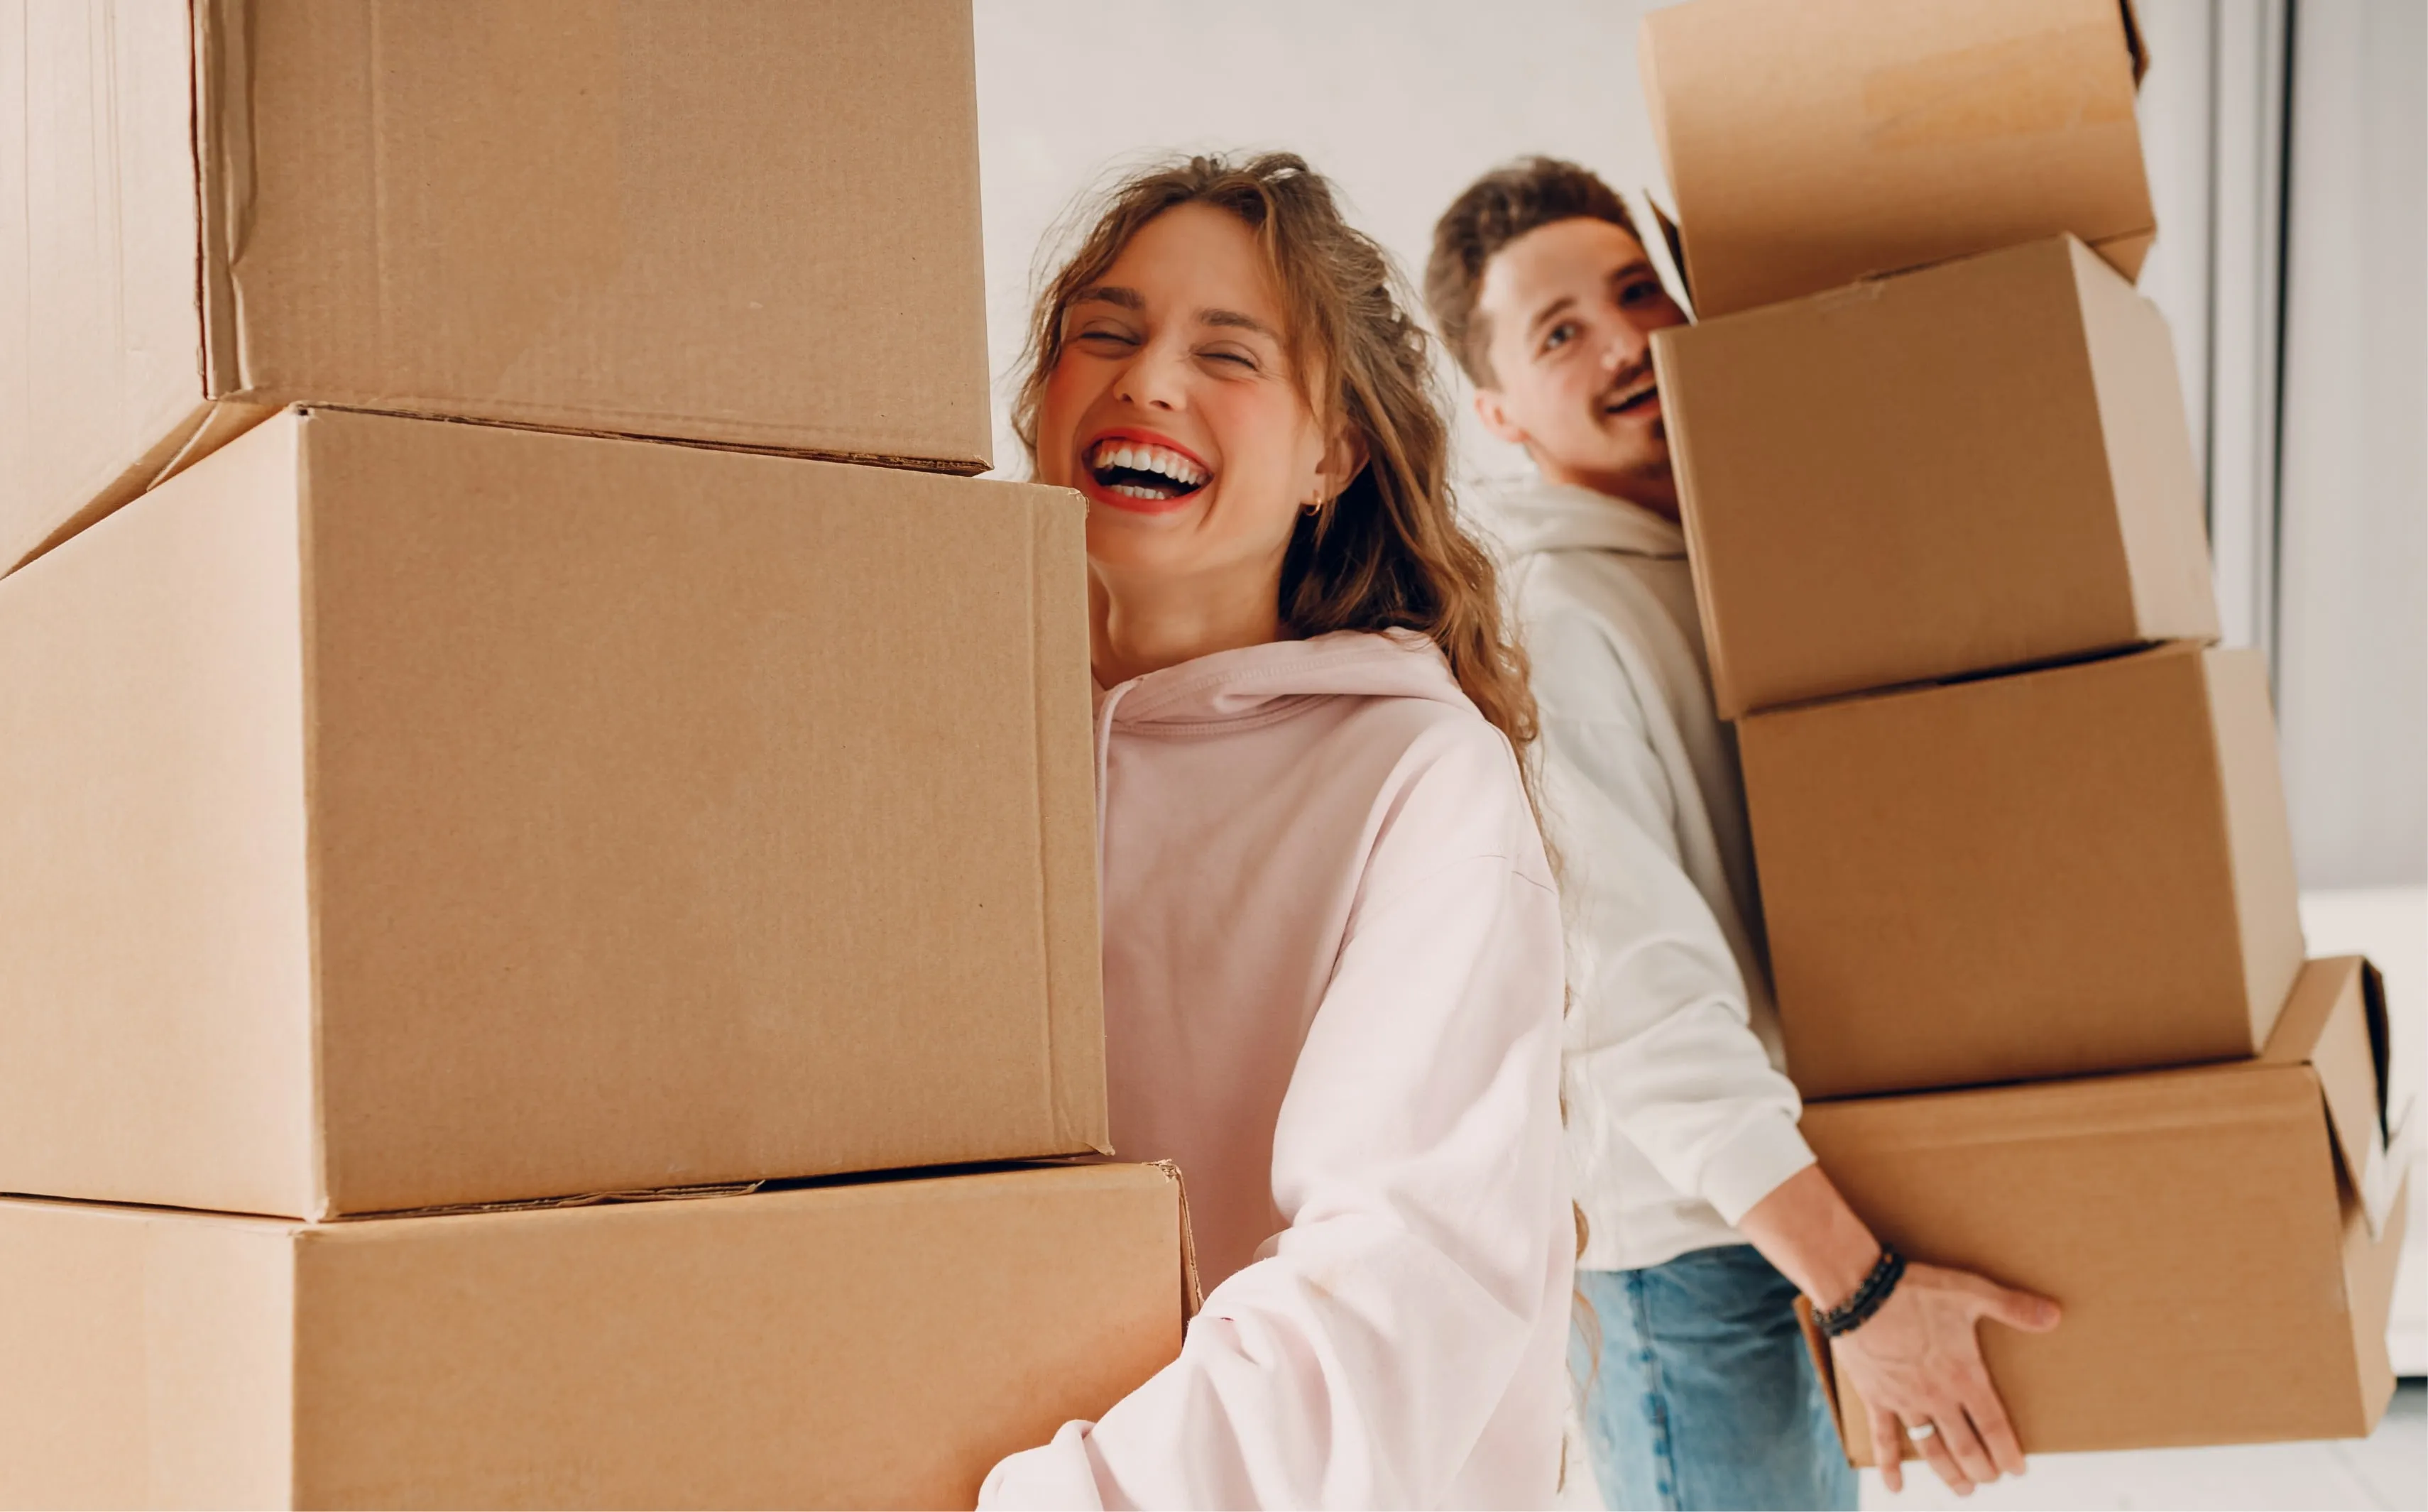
left=1090, top=440, right=1208, bottom=489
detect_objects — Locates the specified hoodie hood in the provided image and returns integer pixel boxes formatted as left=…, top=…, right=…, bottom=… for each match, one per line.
left=1482, top=476, right=1686, bottom=562
left=1098, top=628, right=1472, bottom=731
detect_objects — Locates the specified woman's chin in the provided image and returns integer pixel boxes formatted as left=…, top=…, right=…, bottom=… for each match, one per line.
left=1082, top=489, right=1209, bottom=569
left=1084, top=511, right=1176, bottom=564
left=1086, top=511, right=1242, bottom=583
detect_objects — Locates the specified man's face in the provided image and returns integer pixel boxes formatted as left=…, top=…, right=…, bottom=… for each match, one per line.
left=1471, top=217, right=1688, bottom=517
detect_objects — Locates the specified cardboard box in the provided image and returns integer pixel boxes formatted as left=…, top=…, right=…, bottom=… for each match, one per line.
left=1655, top=235, right=2216, bottom=718
left=0, top=1161, right=1189, bottom=1510
left=0, top=0, right=990, bottom=575
left=1741, top=643, right=2304, bottom=1099
left=0, top=407, right=1104, bottom=1220
left=1800, top=957, right=2410, bottom=1458
left=1640, top=0, right=2153, bottom=318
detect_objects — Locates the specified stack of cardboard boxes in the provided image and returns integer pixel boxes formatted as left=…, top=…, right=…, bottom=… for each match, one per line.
left=1643, top=0, right=2409, bottom=1461
left=0, top=5, right=1183, bottom=1506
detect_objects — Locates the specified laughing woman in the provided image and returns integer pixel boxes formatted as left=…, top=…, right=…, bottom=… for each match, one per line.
left=978, top=154, right=1570, bottom=1509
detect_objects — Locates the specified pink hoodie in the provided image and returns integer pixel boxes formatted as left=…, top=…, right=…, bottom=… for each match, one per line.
left=980, top=630, right=1572, bottom=1509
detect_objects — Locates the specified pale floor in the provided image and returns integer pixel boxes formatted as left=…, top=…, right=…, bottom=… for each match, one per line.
left=1555, top=1380, right=2426, bottom=1510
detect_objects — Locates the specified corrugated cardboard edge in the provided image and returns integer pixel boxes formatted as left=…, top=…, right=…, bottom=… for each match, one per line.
left=1793, top=1297, right=1866, bottom=1467
left=963, top=1156, right=1196, bottom=1322
left=1149, top=1160, right=1205, bottom=1322
left=936, top=0, right=1000, bottom=473
left=2067, top=238, right=2217, bottom=648
left=1648, top=329, right=1743, bottom=721
left=293, top=409, right=336, bottom=1225
left=7, top=399, right=278, bottom=576
left=1837, top=231, right=2153, bottom=313
left=325, top=1180, right=768, bottom=1224
left=2092, top=226, right=2157, bottom=284
left=2262, top=956, right=2356, bottom=1064
left=1027, top=488, right=1114, bottom=1156
left=2204, top=649, right=2309, bottom=1056
left=232, top=403, right=991, bottom=478
left=192, top=0, right=253, bottom=396
left=1742, top=637, right=2194, bottom=730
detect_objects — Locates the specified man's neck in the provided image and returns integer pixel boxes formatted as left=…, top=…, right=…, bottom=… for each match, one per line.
left=1536, top=458, right=1681, bottom=523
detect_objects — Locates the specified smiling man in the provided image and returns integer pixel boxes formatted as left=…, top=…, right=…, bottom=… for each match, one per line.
left=1424, top=159, right=2059, bottom=1511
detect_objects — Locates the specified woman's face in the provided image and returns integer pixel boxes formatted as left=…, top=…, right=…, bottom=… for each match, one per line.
left=1037, top=203, right=1352, bottom=594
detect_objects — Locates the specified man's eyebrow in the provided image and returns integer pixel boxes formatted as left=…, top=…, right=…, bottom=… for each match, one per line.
left=1073, top=285, right=1143, bottom=309
left=1527, top=293, right=1578, bottom=337
left=1201, top=307, right=1281, bottom=340
left=1606, top=257, right=1656, bottom=285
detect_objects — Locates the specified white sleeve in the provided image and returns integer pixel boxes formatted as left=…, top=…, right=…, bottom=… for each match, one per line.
left=979, top=730, right=1570, bottom=1510
left=1528, top=603, right=1814, bottom=1225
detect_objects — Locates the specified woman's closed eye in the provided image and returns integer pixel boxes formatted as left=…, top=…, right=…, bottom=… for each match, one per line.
left=1072, top=320, right=1141, bottom=349
left=1199, top=344, right=1262, bottom=373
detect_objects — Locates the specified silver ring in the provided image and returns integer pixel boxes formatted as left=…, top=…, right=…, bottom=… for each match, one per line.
left=1906, top=1422, right=1938, bottom=1441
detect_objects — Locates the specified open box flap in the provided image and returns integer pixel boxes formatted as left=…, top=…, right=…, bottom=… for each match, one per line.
left=1646, top=195, right=1695, bottom=315
left=2262, top=957, right=2403, bottom=1236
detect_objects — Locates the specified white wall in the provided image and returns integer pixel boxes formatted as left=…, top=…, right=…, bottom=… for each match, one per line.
left=2275, top=0, right=2427, bottom=889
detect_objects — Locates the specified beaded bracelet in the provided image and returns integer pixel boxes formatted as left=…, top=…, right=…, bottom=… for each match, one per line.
left=1813, top=1246, right=1906, bottom=1338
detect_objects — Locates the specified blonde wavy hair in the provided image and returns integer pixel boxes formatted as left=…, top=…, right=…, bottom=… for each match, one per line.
left=1011, top=152, right=1538, bottom=758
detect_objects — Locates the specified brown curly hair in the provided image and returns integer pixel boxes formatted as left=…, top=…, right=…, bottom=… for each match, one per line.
left=1423, top=156, right=1643, bottom=388
left=1011, top=152, right=1538, bottom=757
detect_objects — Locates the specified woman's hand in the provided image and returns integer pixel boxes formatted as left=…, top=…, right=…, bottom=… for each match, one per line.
left=1832, top=1261, right=2060, bottom=1495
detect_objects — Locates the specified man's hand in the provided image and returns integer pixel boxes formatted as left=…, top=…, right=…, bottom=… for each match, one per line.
left=1830, top=1261, right=2060, bottom=1495
left=1737, top=1163, right=2060, bottom=1496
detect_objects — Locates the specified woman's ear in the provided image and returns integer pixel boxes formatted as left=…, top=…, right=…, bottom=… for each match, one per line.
left=1313, top=420, right=1370, bottom=505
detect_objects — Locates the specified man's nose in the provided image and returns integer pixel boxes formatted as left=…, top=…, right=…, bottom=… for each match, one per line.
left=1599, top=319, right=1650, bottom=375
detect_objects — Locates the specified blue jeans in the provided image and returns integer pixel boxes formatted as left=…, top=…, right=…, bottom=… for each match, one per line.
left=1572, top=1246, right=1856, bottom=1511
